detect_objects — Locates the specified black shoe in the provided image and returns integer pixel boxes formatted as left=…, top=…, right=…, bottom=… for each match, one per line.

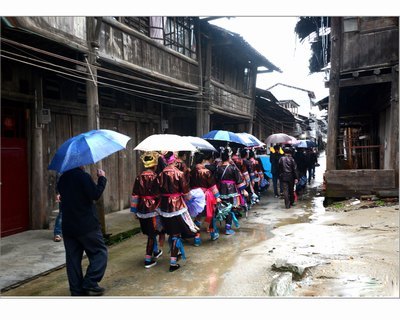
left=153, top=250, right=163, bottom=259
left=169, top=264, right=180, bottom=272
left=144, top=259, right=157, bottom=269
left=83, top=286, right=105, bottom=296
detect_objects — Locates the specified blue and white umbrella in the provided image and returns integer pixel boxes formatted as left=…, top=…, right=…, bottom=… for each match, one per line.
left=202, top=130, right=246, bottom=145
left=48, top=129, right=131, bottom=173
left=294, top=139, right=317, bottom=148
left=236, top=132, right=265, bottom=148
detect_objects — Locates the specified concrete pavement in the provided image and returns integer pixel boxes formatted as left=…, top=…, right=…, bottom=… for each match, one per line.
left=0, top=208, right=139, bottom=292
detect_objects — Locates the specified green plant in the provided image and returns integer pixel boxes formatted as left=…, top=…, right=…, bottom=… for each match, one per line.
left=374, top=200, right=385, bottom=206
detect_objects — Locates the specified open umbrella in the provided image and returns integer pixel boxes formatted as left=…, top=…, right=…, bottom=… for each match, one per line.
left=182, top=136, right=217, bottom=152
left=265, top=133, right=298, bottom=146
left=134, top=134, right=197, bottom=152
left=48, top=129, right=131, bottom=173
left=202, top=130, right=246, bottom=146
left=236, top=132, right=265, bottom=148
left=294, top=139, right=317, bottom=148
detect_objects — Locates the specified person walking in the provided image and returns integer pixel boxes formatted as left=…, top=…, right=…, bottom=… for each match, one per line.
left=190, top=152, right=222, bottom=243
left=270, top=145, right=283, bottom=198
left=53, top=194, right=63, bottom=242
left=215, top=147, right=247, bottom=235
left=131, top=151, right=165, bottom=269
left=57, top=166, right=108, bottom=296
left=158, top=151, right=198, bottom=272
left=278, top=147, right=298, bottom=209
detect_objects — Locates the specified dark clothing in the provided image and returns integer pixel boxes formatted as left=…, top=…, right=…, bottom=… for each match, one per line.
left=57, top=167, right=107, bottom=296
left=63, top=229, right=107, bottom=296
left=279, top=154, right=298, bottom=209
left=279, top=154, right=298, bottom=182
left=131, top=169, right=163, bottom=239
left=131, top=170, right=160, bottom=215
left=158, top=164, right=196, bottom=239
left=270, top=151, right=282, bottom=175
left=190, top=163, right=218, bottom=189
left=158, top=165, right=190, bottom=214
left=294, top=150, right=307, bottom=178
left=58, top=167, right=107, bottom=237
left=306, top=150, right=318, bottom=182
left=175, top=158, right=191, bottom=184
left=270, top=151, right=283, bottom=196
left=215, top=163, right=245, bottom=203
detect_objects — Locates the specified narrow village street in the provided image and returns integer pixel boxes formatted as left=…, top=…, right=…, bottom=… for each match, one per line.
left=2, top=153, right=398, bottom=298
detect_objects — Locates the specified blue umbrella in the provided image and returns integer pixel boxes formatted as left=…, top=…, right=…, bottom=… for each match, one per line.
left=48, top=129, right=131, bottom=173
left=202, top=130, right=246, bottom=145
left=294, top=139, right=317, bottom=148
left=236, top=132, right=266, bottom=148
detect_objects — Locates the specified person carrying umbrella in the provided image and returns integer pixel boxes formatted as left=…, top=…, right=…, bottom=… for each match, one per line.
left=130, top=151, right=165, bottom=269
left=215, top=147, right=246, bottom=235
left=49, top=129, right=131, bottom=296
left=158, top=151, right=199, bottom=272
left=57, top=166, right=108, bottom=296
left=278, top=147, right=299, bottom=209
left=270, top=145, right=284, bottom=198
left=190, top=152, right=222, bottom=243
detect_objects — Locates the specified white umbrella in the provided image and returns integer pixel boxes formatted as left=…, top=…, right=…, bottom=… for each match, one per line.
left=265, top=133, right=298, bottom=146
left=134, top=134, right=197, bottom=152
left=182, top=136, right=217, bottom=152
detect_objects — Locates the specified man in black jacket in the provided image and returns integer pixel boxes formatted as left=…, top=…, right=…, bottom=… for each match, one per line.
left=278, top=147, right=298, bottom=209
left=57, top=166, right=107, bottom=296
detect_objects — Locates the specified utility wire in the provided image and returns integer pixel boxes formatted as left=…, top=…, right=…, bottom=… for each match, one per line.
left=1, top=37, right=200, bottom=93
left=1, top=48, right=201, bottom=101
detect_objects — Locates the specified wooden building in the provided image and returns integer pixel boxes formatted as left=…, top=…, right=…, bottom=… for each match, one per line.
left=199, top=21, right=281, bottom=133
left=253, top=88, right=296, bottom=142
left=325, top=17, right=399, bottom=198
left=1, top=16, right=280, bottom=236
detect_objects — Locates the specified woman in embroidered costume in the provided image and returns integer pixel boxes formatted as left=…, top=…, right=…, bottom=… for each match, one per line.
left=158, top=151, right=198, bottom=272
left=130, top=152, right=165, bottom=269
left=248, top=149, right=262, bottom=203
left=189, top=152, right=222, bottom=245
left=215, top=147, right=246, bottom=235
left=231, top=153, right=250, bottom=217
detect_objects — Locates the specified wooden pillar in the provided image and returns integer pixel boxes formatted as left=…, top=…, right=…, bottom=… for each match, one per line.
left=247, top=65, right=257, bottom=134
left=389, top=65, right=399, bottom=185
left=31, top=76, right=47, bottom=229
left=326, top=17, right=342, bottom=170
left=86, top=17, right=107, bottom=235
left=200, top=33, right=212, bottom=134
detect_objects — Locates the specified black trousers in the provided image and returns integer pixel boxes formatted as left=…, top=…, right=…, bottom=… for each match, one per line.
left=282, top=180, right=295, bottom=209
left=63, top=228, right=108, bottom=296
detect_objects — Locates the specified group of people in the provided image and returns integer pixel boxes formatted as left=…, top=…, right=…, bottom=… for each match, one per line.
left=269, top=144, right=319, bottom=209
left=55, top=141, right=318, bottom=296
left=130, top=147, right=267, bottom=274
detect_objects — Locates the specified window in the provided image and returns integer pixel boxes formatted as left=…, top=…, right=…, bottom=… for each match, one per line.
left=120, top=16, right=197, bottom=59
left=122, top=17, right=150, bottom=36
left=163, top=17, right=196, bottom=59
left=243, top=67, right=251, bottom=94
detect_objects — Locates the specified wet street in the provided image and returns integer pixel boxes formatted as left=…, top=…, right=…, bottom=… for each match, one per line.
left=2, top=152, right=399, bottom=297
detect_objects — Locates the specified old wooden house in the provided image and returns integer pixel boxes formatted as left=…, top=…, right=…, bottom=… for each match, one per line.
left=253, top=88, right=296, bottom=142
left=1, top=16, right=280, bottom=236
left=325, top=17, right=399, bottom=198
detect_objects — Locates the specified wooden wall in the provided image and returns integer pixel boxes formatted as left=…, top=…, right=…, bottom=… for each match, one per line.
left=341, top=17, right=399, bottom=72
left=324, top=169, right=396, bottom=198
left=209, top=81, right=252, bottom=118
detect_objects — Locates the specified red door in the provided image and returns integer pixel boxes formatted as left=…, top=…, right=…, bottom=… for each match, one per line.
left=1, top=107, right=29, bottom=237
